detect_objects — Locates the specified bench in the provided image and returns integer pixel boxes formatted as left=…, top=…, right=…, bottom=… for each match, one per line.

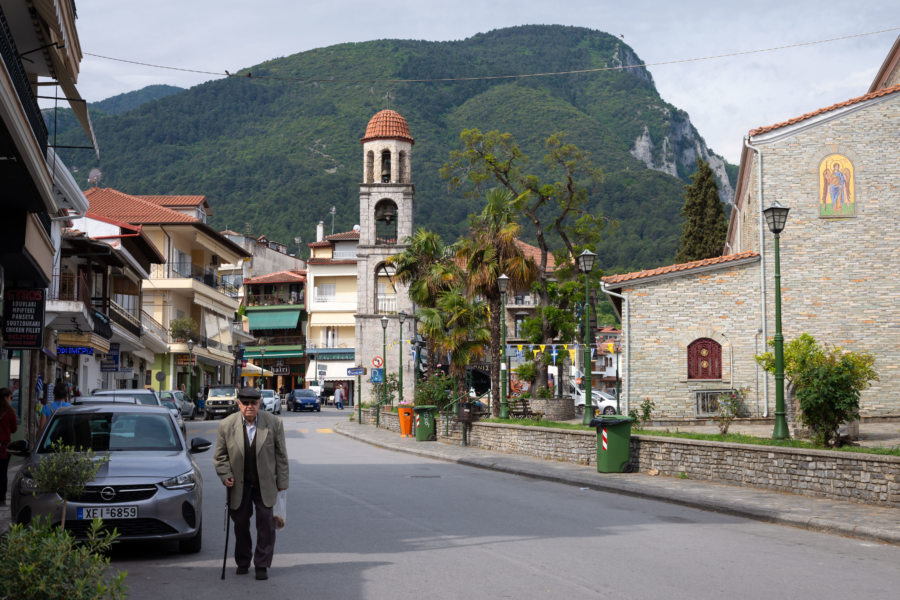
left=508, top=398, right=543, bottom=420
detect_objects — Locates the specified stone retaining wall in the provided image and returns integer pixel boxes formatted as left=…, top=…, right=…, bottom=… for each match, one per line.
left=358, top=409, right=899, bottom=507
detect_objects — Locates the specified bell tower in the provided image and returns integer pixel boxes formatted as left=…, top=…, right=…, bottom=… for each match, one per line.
left=355, top=110, right=415, bottom=405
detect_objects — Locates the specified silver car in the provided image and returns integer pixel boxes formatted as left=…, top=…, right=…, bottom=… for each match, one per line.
left=7, top=403, right=210, bottom=553
left=260, top=389, right=281, bottom=414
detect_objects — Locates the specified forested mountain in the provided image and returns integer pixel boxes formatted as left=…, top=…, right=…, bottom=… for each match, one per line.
left=43, top=84, right=183, bottom=137
left=53, top=26, right=736, bottom=274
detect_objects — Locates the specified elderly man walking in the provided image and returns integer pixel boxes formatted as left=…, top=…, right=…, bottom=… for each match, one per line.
left=214, top=387, right=289, bottom=580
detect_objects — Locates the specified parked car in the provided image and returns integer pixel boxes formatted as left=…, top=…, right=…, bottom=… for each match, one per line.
left=93, top=388, right=162, bottom=406
left=161, top=390, right=196, bottom=420
left=260, top=389, right=281, bottom=414
left=569, top=382, right=618, bottom=415
left=159, top=398, right=187, bottom=437
left=7, top=403, right=210, bottom=553
left=288, top=388, right=321, bottom=412
left=205, top=385, right=239, bottom=419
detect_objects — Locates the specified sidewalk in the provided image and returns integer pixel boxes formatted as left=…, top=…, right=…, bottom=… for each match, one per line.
left=334, top=421, right=900, bottom=546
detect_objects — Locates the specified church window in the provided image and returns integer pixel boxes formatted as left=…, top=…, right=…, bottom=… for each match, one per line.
left=688, top=338, right=721, bottom=379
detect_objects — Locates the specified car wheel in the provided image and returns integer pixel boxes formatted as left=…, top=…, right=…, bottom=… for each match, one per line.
left=179, top=523, right=202, bottom=554
left=602, top=406, right=616, bottom=415
left=204, top=411, right=212, bottom=421
left=316, top=407, right=321, bottom=412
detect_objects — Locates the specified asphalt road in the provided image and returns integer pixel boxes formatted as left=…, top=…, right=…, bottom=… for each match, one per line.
left=109, top=408, right=900, bottom=600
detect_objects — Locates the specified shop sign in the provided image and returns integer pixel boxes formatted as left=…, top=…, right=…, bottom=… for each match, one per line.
left=57, top=346, right=95, bottom=355
left=175, top=354, right=196, bottom=367
left=2, top=288, right=45, bottom=349
left=271, top=365, right=291, bottom=375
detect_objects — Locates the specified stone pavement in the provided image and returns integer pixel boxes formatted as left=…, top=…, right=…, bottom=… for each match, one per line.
left=333, top=421, right=900, bottom=546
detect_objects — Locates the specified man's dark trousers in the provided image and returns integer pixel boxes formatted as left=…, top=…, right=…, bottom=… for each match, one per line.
left=231, top=484, right=276, bottom=568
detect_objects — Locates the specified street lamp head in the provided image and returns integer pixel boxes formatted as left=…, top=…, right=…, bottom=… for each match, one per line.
left=577, top=249, right=596, bottom=274
left=497, top=273, right=509, bottom=295
left=398, top=310, right=407, bottom=325
left=186, top=339, right=194, bottom=352
left=260, top=347, right=265, bottom=357
left=763, top=201, right=790, bottom=235
left=381, top=315, right=389, bottom=330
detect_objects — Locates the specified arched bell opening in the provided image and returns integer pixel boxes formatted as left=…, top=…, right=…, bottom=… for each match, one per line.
left=380, top=150, right=392, bottom=183
left=374, top=199, right=398, bottom=245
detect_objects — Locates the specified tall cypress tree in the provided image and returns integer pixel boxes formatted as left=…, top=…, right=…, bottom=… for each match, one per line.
left=674, top=159, right=728, bottom=263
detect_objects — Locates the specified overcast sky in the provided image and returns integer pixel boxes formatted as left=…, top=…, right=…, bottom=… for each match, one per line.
left=69, top=1, right=898, bottom=164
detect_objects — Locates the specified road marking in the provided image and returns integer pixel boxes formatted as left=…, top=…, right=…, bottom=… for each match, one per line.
left=295, top=429, right=309, bottom=434
left=317, top=428, right=333, bottom=434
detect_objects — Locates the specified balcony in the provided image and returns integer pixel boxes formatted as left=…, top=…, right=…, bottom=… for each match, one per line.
left=332, top=249, right=358, bottom=259
left=0, top=7, right=48, bottom=155
left=152, top=261, right=230, bottom=293
left=108, top=299, right=142, bottom=337
left=141, top=310, right=168, bottom=343
left=246, top=291, right=305, bottom=307
left=377, top=294, right=396, bottom=313
left=255, top=335, right=305, bottom=346
left=50, top=272, right=91, bottom=305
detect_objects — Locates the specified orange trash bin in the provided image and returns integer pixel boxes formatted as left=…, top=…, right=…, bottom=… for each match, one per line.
left=398, top=406, right=414, bottom=437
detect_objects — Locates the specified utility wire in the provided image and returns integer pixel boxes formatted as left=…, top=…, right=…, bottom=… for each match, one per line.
left=84, top=26, right=900, bottom=84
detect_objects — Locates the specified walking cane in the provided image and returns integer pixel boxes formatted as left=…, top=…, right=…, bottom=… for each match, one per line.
left=221, top=487, right=230, bottom=579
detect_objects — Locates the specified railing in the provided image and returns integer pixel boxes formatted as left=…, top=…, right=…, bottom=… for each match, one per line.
left=0, top=7, right=48, bottom=155
left=510, top=294, right=537, bottom=306
left=377, top=295, right=396, bottom=313
left=141, top=310, right=167, bottom=342
left=108, top=299, right=142, bottom=337
left=246, top=292, right=304, bottom=306
left=256, top=335, right=305, bottom=346
left=332, top=250, right=358, bottom=259
left=152, top=260, right=231, bottom=293
left=49, top=272, right=91, bottom=306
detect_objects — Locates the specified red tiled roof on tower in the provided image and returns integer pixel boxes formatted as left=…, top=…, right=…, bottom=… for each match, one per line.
left=361, top=109, right=414, bottom=144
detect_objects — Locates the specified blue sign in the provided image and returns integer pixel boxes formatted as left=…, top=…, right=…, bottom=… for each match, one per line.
left=57, top=346, right=94, bottom=355
left=347, top=367, right=365, bottom=377
left=370, top=368, right=384, bottom=383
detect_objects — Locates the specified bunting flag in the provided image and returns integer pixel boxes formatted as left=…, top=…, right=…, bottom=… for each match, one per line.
left=607, top=342, right=615, bottom=353
left=550, top=346, right=559, bottom=362
left=35, top=374, right=44, bottom=398
left=568, top=348, right=577, bottom=361
left=539, top=344, right=546, bottom=353
left=590, top=347, right=596, bottom=359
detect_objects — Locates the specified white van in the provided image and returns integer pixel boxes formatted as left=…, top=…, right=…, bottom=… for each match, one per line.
left=569, top=381, right=618, bottom=415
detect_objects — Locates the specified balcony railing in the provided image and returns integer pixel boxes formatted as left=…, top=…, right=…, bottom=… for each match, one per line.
left=255, top=335, right=305, bottom=346
left=141, top=310, right=167, bottom=342
left=377, top=294, right=396, bottom=313
left=108, top=299, right=142, bottom=337
left=246, top=292, right=304, bottom=307
left=152, top=260, right=230, bottom=293
left=332, top=250, right=358, bottom=259
left=0, top=7, right=48, bottom=155
left=49, top=272, right=91, bottom=306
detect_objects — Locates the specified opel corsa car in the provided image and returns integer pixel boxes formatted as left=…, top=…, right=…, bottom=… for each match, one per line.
left=7, top=404, right=211, bottom=553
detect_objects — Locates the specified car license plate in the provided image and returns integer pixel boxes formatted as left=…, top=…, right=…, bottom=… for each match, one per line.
left=77, top=506, right=138, bottom=520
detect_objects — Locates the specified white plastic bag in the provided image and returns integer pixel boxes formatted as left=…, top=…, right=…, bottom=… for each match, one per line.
left=273, top=489, right=287, bottom=529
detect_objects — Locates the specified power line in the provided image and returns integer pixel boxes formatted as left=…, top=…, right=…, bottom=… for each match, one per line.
left=84, top=26, right=900, bottom=85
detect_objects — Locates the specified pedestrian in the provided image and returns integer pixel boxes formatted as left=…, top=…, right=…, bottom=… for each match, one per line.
left=0, top=387, right=18, bottom=506
left=334, top=383, right=345, bottom=410
left=214, top=387, right=289, bottom=581
left=38, top=379, right=71, bottom=434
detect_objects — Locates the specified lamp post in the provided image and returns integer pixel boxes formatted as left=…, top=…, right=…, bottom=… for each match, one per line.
left=577, top=250, right=596, bottom=426
left=233, top=345, right=242, bottom=387
left=398, top=311, right=406, bottom=405
left=260, top=346, right=266, bottom=390
left=381, top=316, right=389, bottom=406
left=186, top=339, right=194, bottom=408
left=498, top=274, right=510, bottom=419
left=764, top=201, right=791, bottom=440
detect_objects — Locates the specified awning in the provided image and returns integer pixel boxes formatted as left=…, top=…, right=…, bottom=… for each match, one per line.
left=308, top=312, right=356, bottom=326
left=246, top=309, right=302, bottom=331
left=305, top=348, right=355, bottom=361
left=305, top=360, right=357, bottom=382
left=242, top=345, right=304, bottom=359
left=241, top=363, right=273, bottom=377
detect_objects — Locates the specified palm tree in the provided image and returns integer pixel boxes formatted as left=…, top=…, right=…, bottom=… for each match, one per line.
left=457, top=188, right=537, bottom=415
left=388, top=228, right=462, bottom=375
left=419, top=289, right=491, bottom=400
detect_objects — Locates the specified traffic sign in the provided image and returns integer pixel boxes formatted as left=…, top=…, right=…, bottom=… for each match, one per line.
left=372, top=356, right=383, bottom=368
left=347, top=367, right=365, bottom=376
left=371, top=368, right=384, bottom=383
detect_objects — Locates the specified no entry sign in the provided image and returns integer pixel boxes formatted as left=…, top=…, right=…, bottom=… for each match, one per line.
left=372, top=356, right=383, bottom=368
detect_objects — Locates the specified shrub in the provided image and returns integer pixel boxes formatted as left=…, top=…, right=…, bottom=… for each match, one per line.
left=515, top=362, right=536, bottom=384
left=30, top=440, right=109, bottom=530
left=535, top=386, right=552, bottom=399
left=757, top=333, right=878, bottom=446
left=712, top=387, right=749, bottom=435
left=629, top=397, right=656, bottom=427
left=0, top=517, right=126, bottom=600
left=414, top=372, right=454, bottom=408
left=168, top=317, right=198, bottom=341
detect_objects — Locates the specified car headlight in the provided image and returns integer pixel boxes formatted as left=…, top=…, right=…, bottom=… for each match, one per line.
left=19, top=474, right=37, bottom=494
left=161, top=469, right=197, bottom=490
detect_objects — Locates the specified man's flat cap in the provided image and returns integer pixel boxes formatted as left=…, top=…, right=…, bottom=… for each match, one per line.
left=238, top=387, right=261, bottom=400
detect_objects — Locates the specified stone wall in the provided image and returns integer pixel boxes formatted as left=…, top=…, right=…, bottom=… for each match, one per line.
left=529, top=396, right=576, bottom=421
left=358, top=411, right=899, bottom=507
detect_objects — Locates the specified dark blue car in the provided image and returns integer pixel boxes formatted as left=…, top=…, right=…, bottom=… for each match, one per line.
left=289, top=389, right=321, bottom=412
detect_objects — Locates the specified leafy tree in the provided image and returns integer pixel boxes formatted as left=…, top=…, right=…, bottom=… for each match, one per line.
left=757, top=334, right=878, bottom=446
left=674, top=159, right=727, bottom=263
left=442, top=129, right=606, bottom=388
left=30, top=440, right=109, bottom=530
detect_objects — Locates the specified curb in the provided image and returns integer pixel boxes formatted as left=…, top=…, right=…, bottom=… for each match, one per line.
left=335, top=421, right=900, bottom=546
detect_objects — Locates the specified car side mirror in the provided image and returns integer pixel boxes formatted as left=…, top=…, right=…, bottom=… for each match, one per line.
left=7, top=439, right=30, bottom=456
left=190, top=437, right=212, bottom=454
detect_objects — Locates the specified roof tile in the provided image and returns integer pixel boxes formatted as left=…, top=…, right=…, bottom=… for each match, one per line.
left=361, top=109, right=414, bottom=144
left=244, top=270, right=306, bottom=285
left=602, top=251, right=759, bottom=285
left=85, top=188, right=198, bottom=224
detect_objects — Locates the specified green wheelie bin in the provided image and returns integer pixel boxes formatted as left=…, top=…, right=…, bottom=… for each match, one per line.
left=590, top=415, right=635, bottom=473
left=414, top=405, right=438, bottom=441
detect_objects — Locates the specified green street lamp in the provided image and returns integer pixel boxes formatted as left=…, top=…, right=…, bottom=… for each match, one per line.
left=260, top=346, right=266, bottom=390
left=764, top=201, right=791, bottom=440
left=398, top=311, right=406, bottom=405
left=381, top=315, right=389, bottom=406
left=498, top=274, right=510, bottom=419
left=577, top=250, right=596, bottom=426
left=186, top=338, right=194, bottom=407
